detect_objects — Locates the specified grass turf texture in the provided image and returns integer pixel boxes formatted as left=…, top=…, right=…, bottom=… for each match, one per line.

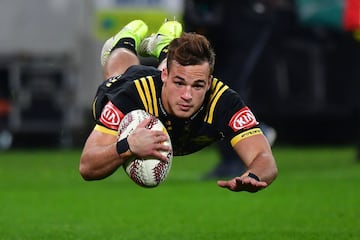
left=0, top=146, right=359, bottom=240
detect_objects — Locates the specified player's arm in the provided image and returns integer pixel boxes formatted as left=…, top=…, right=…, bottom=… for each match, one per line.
left=235, top=132, right=277, bottom=183
left=79, top=120, right=170, bottom=181
left=217, top=131, right=278, bottom=192
left=213, top=89, right=278, bottom=192
left=79, top=127, right=131, bottom=181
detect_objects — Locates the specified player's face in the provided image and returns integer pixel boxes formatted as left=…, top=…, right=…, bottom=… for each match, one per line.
left=161, top=60, right=212, bottom=118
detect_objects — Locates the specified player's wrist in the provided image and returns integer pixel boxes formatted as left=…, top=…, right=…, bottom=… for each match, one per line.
left=247, top=172, right=260, bottom=181
left=116, top=138, right=130, bottom=155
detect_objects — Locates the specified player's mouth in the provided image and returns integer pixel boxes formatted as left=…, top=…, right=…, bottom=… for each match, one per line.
left=178, top=103, right=192, bottom=111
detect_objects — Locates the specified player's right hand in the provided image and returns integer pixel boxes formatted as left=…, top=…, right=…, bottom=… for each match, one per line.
left=127, top=118, right=170, bottom=161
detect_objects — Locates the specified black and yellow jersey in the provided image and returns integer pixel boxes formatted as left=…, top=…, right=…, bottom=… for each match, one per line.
left=92, top=65, right=262, bottom=156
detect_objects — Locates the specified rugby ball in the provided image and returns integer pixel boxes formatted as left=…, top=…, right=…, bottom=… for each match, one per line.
left=118, top=109, right=173, bottom=188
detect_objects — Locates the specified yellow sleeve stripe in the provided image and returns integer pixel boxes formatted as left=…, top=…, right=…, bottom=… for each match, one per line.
left=147, top=76, right=159, bottom=116
left=134, top=77, right=159, bottom=117
left=134, top=80, right=148, bottom=112
left=205, top=78, right=229, bottom=124
left=94, top=124, right=118, bottom=136
left=230, top=128, right=263, bottom=146
left=141, top=77, right=153, bottom=114
left=209, top=78, right=223, bottom=103
left=208, top=85, right=228, bottom=123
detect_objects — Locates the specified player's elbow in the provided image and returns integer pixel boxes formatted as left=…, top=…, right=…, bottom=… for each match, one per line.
left=79, top=158, right=111, bottom=181
left=268, top=163, right=278, bottom=184
left=79, top=163, right=94, bottom=181
left=273, top=165, right=279, bottom=180
left=79, top=156, right=98, bottom=181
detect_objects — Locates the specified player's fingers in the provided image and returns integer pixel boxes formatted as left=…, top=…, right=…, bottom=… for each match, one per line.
left=152, top=131, right=168, bottom=141
left=158, top=154, right=169, bottom=162
left=151, top=149, right=169, bottom=162
left=217, top=180, right=228, bottom=188
left=217, top=180, right=236, bottom=189
left=237, top=177, right=268, bottom=187
left=256, top=181, right=268, bottom=188
left=235, top=177, right=243, bottom=184
left=138, top=117, right=153, bottom=128
left=156, top=142, right=170, bottom=152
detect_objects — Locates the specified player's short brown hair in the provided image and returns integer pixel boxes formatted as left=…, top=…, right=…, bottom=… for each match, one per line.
left=167, top=32, right=216, bottom=75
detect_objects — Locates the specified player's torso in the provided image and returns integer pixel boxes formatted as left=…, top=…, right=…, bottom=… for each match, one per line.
left=158, top=104, right=223, bottom=156
left=97, top=65, right=250, bottom=156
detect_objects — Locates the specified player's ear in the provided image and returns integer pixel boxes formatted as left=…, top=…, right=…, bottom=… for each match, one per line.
left=206, top=75, right=213, bottom=90
left=161, top=67, right=168, bottom=83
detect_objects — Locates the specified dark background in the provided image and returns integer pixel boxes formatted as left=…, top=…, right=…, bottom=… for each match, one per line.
left=1, top=0, right=359, bottom=149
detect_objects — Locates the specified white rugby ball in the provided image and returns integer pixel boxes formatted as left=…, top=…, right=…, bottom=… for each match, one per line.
left=118, top=109, right=173, bottom=188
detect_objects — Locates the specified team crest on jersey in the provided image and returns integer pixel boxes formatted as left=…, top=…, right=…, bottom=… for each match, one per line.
left=228, top=107, right=258, bottom=132
left=100, top=101, right=124, bottom=130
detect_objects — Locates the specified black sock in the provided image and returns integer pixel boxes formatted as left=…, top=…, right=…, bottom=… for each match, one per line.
left=158, top=46, right=169, bottom=63
left=111, top=37, right=137, bottom=55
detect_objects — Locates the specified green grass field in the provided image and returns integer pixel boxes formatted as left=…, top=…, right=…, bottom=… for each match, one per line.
left=1, top=145, right=359, bottom=240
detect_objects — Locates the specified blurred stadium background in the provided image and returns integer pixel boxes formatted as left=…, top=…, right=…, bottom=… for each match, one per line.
left=0, top=1, right=359, bottom=239
left=0, top=0, right=359, bottom=154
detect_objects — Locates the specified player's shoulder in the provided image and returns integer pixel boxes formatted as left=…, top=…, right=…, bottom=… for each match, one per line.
left=204, top=77, right=245, bottom=123
left=208, top=77, right=237, bottom=104
left=210, top=77, right=242, bottom=99
left=210, top=77, right=229, bottom=92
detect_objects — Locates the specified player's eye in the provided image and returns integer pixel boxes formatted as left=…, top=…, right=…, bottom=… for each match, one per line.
left=193, top=84, right=205, bottom=90
left=174, top=81, right=184, bottom=87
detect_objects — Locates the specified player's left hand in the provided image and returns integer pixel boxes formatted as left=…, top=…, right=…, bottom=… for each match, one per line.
left=217, top=176, right=268, bottom=193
